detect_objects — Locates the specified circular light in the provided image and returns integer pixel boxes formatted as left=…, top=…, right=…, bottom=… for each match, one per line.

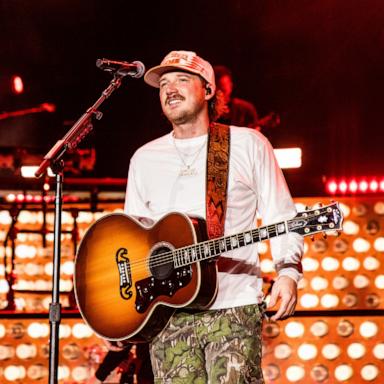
left=363, top=256, right=380, bottom=271
left=365, top=293, right=380, bottom=308
left=373, top=237, right=384, bottom=252
left=374, top=275, right=384, bottom=289
left=349, top=180, right=358, bottom=193
left=260, top=258, right=274, bottom=273
left=337, top=320, right=354, bottom=337
left=310, top=365, right=329, bottom=382
left=0, top=280, right=10, bottom=294
left=44, top=262, right=54, bottom=276
left=342, top=293, right=358, bottom=308
left=302, top=257, right=319, bottom=272
left=342, top=257, right=360, bottom=271
left=300, top=293, right=319, bottom=308
left=353, top=274, right=370, bottom=289
left=352, top=238, right=371, bottom=253
left=322, top=344, right=341, bottom=360
left=72, top=323, right=93, bottom=339
left=343, top=220, right=360, bottom=235
left=347, top=343, right=366, bottom=359
left=285, top=321, right=305, bottom=338
left=365, top=220, right=380, bottom=235
left=359, top=180, right=368, bottom=192
left=321, top=294, right=339, bottom=308
left=339, top=203, right=350, bottom=217
left=327, top=181, right=338, bottom=194
left=59, top=324, right=72, bottom=339
left=334, top=364, right=353, bottom=381
left=372, top=343, right=384, bottom=359
left=311, top=276, right=328, bottom=291
left=332, top=275, right=349, bottom=290
left=286, top=365, right=305, bottom=382
left=16, top=343, right=37, bottom=359
left=263, top=364, right=280, bottom=381
left=339, top=181, right=348, bottom=193
left=370, top=181, right=379, bottom=192
left=62, top=261, right=75, bottom=276
left=360, top=364, right=379, bottom=381
left=0, top=344, right=15, bottom=359
left=4, top=365, right=26, bottom=381
left=274, top=343, right=292, bottom=360
left=310, top=321, right=329, bottom=337
left=322, top=257, right=339, bottom=271
left=297, top=343, right=318, bottom=361
left=373, top=201, right=384, bottom=215
left=359, top=321, right=378, bottom=338
left=27, top=322, right=49, bottom=338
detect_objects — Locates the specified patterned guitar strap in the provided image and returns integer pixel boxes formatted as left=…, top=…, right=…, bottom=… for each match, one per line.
left=206, top=122, right=230, bottom=241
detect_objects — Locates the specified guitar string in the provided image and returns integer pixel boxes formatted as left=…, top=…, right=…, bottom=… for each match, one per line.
left=122, top=211, right=337, bottom=271
left=126, top=214, right=336, bottom=271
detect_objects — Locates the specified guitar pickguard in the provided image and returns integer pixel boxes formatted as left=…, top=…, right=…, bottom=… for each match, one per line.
left=135, top=266, right=193, bottom=313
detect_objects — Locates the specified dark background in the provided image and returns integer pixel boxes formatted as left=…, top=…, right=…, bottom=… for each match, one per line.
left=1, top=0, right=383, bottom=196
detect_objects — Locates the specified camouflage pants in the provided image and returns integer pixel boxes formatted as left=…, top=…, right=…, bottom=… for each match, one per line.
left=150, top=303, right=264, bottom=384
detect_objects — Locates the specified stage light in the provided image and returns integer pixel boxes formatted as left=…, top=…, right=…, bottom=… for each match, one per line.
left=342, top=220, right=360, bottom=235
left=361, top=364, right=379, bottom=381
left=310, top=276, right=328, bottom=291
left=11, top=75, right=24, bottom=94
left=274, top=343, right=292, bottom=360
left=297, top=343, right=318, bottom=360
left=334, top=364, right=353, bottom=381
left=310, top=365, right=329, bottom=382
left=353, top=274, right=370, bottom=289
left=286, top=365, right=305, bottom=382
left=373, top=237, right=384, bottom=252
left=274, top=147, right=302, bottom=169
left=20, top=166, right=54, bottom=178
left=342, top=257, right=360, bottom=271
left=327, top=180, right=337, bottom=194
left=310, top=321, right=328, bottom=337
left=300, top=293, right=319, bottom=308
left=15, top=343, right=37, bottom=359
left=359, top=321, right=378, bottom=338
left=284, top=321, right=305, bottom=338
left=339, top=181, right=348, bottom=193
left=336, top=319, right=354, bottom=337
left=321, top=294, right=339, bottom=308
left=347, top=342, right=366, bottom=359
left=4, top=365, right=26, bottom=381
left=321, top=256, right=339, bottom=271
left=352, top=238, right=370, bottom=253
left=332, top=275, right=349, bottom=290
left=302, top=257, right=319, bottom=272
left=322, top=344, right=341, bottom=360
left=372, top=343, right=384, bottom=359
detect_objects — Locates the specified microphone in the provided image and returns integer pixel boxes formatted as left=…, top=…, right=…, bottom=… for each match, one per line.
left=96, top=58, right=145, bottom=78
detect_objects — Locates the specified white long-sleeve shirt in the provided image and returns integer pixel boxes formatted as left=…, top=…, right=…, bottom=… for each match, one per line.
left=124, top=126, right=303, bottom=309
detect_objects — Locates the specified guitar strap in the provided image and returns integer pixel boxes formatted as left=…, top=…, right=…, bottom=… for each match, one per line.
left=205, top=122, right=230, bottom=240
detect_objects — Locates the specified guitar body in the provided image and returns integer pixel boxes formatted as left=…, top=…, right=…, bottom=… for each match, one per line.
left=74, top=212, right=218, bottom=343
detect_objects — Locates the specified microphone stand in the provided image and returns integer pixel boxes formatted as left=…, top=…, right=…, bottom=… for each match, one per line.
left=35, top=71, right=128, bottom=384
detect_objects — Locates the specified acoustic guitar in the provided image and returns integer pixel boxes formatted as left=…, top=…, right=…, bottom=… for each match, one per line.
left=74, top=202, right=343, bottom=343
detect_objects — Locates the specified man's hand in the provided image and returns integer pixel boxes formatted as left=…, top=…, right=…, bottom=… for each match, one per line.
left=268, top=275, right=298, bottom=321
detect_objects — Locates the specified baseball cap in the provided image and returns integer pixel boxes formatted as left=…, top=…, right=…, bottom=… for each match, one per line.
left=144, top=50, right=216, bottom=93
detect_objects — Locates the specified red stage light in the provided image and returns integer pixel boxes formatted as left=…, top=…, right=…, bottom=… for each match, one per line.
left=11, top=75, right=24, bottom=94
left=326, top=177, right=384, bottom=194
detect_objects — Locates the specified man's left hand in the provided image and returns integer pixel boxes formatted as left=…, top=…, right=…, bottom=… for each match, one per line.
left=268, top=276, right=298, bottom=321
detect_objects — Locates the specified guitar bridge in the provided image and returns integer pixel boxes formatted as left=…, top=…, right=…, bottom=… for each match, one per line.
left=116, top=247, right=133, bottom=300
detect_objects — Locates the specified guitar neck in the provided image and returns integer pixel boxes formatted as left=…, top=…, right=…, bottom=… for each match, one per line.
left=173, top=220, right=289, bottom=268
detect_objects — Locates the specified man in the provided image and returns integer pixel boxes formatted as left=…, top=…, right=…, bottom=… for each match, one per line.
left=214, top=65, right=258, bottom=129
left=124, top=50, right=303, bottom=383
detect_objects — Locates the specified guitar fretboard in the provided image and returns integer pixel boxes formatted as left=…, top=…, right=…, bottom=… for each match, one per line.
left=173, top=220, right=289, bottom=268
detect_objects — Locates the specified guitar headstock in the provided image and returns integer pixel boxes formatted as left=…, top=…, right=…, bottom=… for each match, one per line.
left=288, top=202, right=344, bottom=237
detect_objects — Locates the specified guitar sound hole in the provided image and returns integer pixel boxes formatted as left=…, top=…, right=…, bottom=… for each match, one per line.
left=150, top=245, right=174, bottom=280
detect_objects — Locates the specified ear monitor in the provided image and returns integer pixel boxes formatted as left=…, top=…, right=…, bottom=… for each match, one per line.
left=206, top=87, right=212, bottom=95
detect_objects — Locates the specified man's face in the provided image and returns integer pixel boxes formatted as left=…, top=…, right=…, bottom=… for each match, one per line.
left=159, top=71, right=208, bottom=125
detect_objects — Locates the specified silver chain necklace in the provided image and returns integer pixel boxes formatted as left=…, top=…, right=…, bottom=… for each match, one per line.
left=172, top=135, right=206, bottom=177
